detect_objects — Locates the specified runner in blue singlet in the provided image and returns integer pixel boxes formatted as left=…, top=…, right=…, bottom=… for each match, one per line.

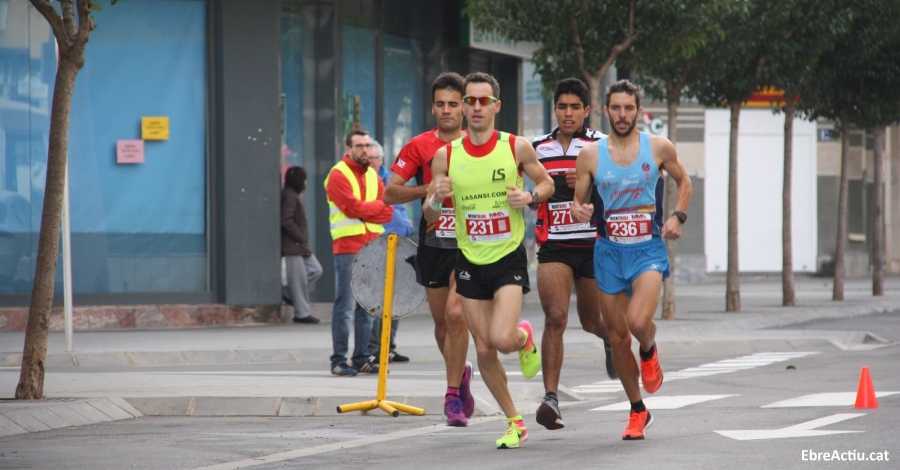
left=572, top=80, right=694, bottom=441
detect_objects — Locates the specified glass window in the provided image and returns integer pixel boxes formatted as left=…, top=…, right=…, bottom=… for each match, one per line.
left=280, top=7, right=306, bottom=175
left=382, top=33, right=423, bottom=163
left=340, top=24, right=376, bottom=143
left=0, top=0, right=208, bottom=296
left=1, top=1, right=58, bottom=294
left=280, top=1, right=326, bottom=264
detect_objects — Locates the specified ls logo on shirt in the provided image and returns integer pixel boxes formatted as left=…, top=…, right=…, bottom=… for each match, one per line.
left=491, top=168, right=506, bottom=182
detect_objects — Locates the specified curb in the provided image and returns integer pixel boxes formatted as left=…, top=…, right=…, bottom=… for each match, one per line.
left=0, top=349, right=310, bottom=369
left=123, top=395, right=461, bottom=417
left=2, top=332, right=893, bottom=370
left=0, top=397, right=142, bottom=438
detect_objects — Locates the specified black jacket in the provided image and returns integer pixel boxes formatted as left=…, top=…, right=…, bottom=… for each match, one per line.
left=281, top=187, right=312, bottom=257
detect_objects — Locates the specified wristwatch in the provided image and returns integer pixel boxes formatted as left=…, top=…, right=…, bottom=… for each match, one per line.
left=528, top=190, right=539, bottom=209
left=672, top=211, right=687, bottom=224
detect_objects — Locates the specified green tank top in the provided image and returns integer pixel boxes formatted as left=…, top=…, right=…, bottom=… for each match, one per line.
left=448, top=131, right=525, bottom=265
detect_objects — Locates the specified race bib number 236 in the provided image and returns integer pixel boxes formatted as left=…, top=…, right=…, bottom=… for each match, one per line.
left=606, top=212, right=652, bottom=244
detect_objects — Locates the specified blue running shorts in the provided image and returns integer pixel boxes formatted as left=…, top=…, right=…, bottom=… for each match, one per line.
left=593, top=237, right=670, bottom=295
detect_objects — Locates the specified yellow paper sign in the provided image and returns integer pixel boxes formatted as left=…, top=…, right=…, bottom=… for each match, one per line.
left=141, top=116, right=170, bottom=141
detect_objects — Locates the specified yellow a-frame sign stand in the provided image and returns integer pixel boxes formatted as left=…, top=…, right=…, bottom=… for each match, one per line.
left=337, top=234, right=425, bottom=417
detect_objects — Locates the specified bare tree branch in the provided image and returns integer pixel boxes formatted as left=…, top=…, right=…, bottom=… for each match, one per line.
left=595, top=0, right=638, bottom=80
left=76, top=0, right=96, bottom=45
left=569, top=15, right=592, bottom=86
left=29, top=0, right=68, bottom=47
left=61, top=0, right=78, bottom=41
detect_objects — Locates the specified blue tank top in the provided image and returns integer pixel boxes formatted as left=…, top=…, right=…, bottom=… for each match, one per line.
left=594, top=132, right=664, bottom=244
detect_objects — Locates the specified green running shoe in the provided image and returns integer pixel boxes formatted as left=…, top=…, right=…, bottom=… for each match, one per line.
left=496, top=415, right=527, bottom=449
left=517, top=320, right=541, bottom=379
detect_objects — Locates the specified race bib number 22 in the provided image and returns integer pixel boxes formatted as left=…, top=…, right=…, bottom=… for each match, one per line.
left=435, top=208, right=456, bottom=238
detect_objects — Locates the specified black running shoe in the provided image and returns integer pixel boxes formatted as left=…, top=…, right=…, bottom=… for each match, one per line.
left=388, top=351, right=410, bottom=363
left=353, top=356, right=380, bottom=374
left=536, top=394, right=564, bottom=430
left=293, top=316, right=320, bottom=324
left=331, top=362, right=357, bottom=377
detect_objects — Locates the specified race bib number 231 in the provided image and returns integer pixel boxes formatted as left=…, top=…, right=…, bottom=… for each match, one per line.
left=465, top=210, right=511, bottom=242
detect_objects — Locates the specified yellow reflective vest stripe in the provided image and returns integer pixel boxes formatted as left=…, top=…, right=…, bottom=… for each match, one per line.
left=324, top=160, right=385, bottom=240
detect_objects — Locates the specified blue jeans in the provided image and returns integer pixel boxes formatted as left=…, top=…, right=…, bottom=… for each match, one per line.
left=370, top=317, right=398, bottom=356
left=330, top=253, right=373, bottom=366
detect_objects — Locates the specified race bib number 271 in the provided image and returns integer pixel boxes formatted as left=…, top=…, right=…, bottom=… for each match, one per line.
left=549, top=201, right=592, bottom=233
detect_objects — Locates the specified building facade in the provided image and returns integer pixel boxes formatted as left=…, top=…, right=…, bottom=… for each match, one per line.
left=0, top=0, right=542, bottom=309
left=2, top=0, right=894, bottom=315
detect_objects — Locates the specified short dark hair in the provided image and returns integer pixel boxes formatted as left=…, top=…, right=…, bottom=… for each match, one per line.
left=464, top=72, right=501, bottom=99
left=285, top=166, right=307, bottom=193
left=431, top=72, right=465, bottom=101
left=554, top=77, right=591, bottom=107
left=345, top=129, right=369, bottom=147
left=605, top=79, right=641, bottom=109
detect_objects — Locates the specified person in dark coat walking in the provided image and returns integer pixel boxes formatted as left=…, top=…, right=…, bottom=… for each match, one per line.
left=282, top=166, right=323, bottom=324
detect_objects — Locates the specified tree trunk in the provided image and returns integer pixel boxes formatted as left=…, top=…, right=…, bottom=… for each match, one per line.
left=662, top=86, right=680, bottom=320
left=726, top=101, right=741, bottom=312
left=832, top=126, right=850, bottom=301
left=871, top=127, right=885, bottom=296
left=782, top=104, right=796, bottom=306
left=16, top=55, right=81, bottom=400
left=586, top=74, right=605, bottom=131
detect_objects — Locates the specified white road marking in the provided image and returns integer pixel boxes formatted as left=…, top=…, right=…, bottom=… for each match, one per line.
left=762, top=391, right=900, bottom=408
left=163, top=370, right=541, bottom=378
left=573, top=351, right=818, bottom=394
left=591, top=394, right=737, bottom=411
left=716, top=413, right=866, bottom=441
left=164, top=370, right=449, bottom=377
left=188, top=395, right=613, bottom=470
left=188, top=415, right=502, bottom=470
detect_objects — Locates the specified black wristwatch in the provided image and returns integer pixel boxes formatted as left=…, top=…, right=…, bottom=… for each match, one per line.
left=528, top=190, right=540, bottom=210
left=672, top=211, right=687, bottom=224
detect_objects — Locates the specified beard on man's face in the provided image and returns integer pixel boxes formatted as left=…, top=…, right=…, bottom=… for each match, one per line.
left=350, top=152, right=369, bottom=167
left=609, top=114, right=637, bottom=137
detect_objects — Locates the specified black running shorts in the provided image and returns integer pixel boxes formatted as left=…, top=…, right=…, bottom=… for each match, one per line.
left=415, top=244, right=458, bottom=289
left=454, top=244, right=530, bottom=300
left=537, top=243, right=595, bottom=279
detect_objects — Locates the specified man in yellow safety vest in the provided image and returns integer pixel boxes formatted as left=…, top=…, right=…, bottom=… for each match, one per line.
left=324, top=129, right=393, bottom=376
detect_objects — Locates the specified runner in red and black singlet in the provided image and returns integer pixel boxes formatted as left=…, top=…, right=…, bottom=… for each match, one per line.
left=384, top=72, right=474, bottom=427
left=531, top=78, right=615, bottom=432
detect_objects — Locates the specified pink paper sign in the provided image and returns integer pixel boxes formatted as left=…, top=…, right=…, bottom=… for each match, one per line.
left=116, top=139, right=144, bottom=164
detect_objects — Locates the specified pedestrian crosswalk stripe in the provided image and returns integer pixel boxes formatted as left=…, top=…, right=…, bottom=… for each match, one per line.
left=762, top=391, right=900, bottom=408
left=572, top=351, right=818, bottom=394
left=591, top=394, right=737, bottom=411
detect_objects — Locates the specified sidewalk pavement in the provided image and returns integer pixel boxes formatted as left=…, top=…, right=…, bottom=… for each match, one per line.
left=0, top=276, right=898, bottom=437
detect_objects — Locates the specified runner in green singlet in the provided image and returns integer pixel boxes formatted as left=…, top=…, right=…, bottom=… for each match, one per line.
left=424, top=72, right=554, bottom=449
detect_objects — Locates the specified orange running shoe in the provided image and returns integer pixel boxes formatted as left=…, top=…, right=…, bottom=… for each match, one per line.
left=622, top=409, right=653, bottom=440
left=640, top=345, right=664, bottom=394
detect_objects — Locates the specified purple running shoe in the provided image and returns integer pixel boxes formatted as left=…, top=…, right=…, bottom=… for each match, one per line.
left=444, top=393, right=468, bottom=427
left=459, top=362, right=475, bottom=418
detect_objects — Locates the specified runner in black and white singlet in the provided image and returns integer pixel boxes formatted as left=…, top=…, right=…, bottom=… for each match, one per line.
left=531, top=78, right=615, bottom=432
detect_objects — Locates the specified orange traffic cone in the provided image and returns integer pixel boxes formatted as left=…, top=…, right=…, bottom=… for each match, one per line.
left=854, top=367, right=879, bottom=409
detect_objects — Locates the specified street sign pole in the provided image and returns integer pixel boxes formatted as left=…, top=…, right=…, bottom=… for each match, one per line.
left=62, top=161, right=73, bottom=352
